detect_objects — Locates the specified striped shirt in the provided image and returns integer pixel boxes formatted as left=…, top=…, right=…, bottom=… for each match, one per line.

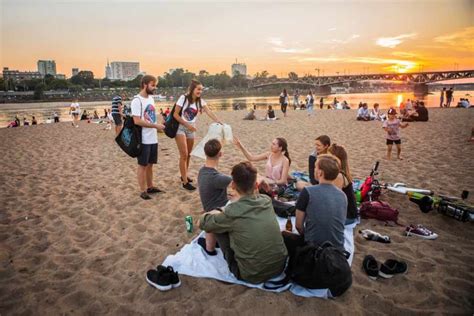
left=111, top=96, right=122, bottom=114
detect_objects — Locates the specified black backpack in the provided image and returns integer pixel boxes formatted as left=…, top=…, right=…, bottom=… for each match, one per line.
left=115, top=97, right=142, bottom=158
left=164, top=97, right=191, bottom=138
left=290, top=242, right=352, bottom=297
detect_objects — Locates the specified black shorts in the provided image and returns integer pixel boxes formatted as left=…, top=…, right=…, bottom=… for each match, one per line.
left=112, top=113, right=122, bottom=125
left=137, top=143, right=158, bottom=166
left=281, top=104, right=288, bottom=113
left=386, top=139, right=401, bottom=145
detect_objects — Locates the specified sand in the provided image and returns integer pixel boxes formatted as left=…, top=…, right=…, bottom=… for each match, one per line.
left=1, top=108, right=473, bottom=315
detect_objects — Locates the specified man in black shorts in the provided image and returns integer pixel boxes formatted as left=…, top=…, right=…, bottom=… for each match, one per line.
left=111, top=95, right=123, bottom=136
left=131, top=76, right=165, bottom=199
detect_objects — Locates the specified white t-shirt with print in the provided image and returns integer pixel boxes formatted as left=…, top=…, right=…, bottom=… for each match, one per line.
left=131, top=95, right=157, bottom=144
left=176, top=95, right=207, bottom=123
left=70, top=103, right=80, bottom=114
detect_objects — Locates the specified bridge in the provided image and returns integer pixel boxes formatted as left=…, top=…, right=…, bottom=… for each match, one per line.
left=249, top=69, right=474, bottom=94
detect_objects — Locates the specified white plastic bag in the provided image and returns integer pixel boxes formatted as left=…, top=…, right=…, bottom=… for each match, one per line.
left=191, top=123, right=233, bottom=160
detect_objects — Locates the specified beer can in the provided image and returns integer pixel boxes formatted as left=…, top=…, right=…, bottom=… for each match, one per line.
left=185, top=216, right=193, bottom=233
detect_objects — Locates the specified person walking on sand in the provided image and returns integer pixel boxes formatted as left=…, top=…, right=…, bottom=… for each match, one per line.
left=111, top=95, right=124, bottom=136
left=173, top=79, right=223, bottom=191
left=306, top=91, right=315, bottom=116
left=293, top=89, right=299, bottom=110
left=131, top=75, right=165, bottom=200
left=383, top=108, right=409, bottom=160
left=70, top=99, right=80, bottom=127
left=440, top=87, right=445, bottom=107
left=319, top=97, right=324, bottom=110
left=279, top=89, right=289, bottom=117
left=446, top=87, right=454, bottom=107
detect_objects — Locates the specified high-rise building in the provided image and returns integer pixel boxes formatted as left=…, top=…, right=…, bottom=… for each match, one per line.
left=105, top=59, right=112, bottom=79
left=3, top=67, right=43, bottom=81
left=231, top=60, right=247, bottom=77
left=110, top=61, right=140, bottom=80
left=37, top=60, right=57, bottom=76
left=72, top=68, right=79, bottom=77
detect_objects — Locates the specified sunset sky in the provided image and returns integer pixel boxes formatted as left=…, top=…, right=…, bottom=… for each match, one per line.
left=1, top=0, right=473, bottom=78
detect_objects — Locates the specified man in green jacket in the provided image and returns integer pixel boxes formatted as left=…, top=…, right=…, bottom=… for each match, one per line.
left=199, top=161, right=288, bottom=284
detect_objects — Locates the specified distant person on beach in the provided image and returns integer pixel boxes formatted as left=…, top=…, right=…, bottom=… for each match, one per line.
left=296, top=135, right=331, bottom=191
left=446, top=87, right=454, bottom=107
left=328, top=144, right=358, bottom=223
left=282, top=155, right=347, bottom=265
left=266, top=105, right=276, bottom=120
left=7, top=115, right=20, bottom=128
left=31, top=116, right=37, bottom=125
left=319, top=97, right=324, bottom=109
left=197, top=139, right=232, bottom=256
left=102, top=109, right=108, bottom=119
left=457, top=98, right=471, bottom=108
left=293, top=89, right=299, bottom=110
left=23, top=117, right=29, bottom=126
left=199, top=161, right=288, bottom=284
left=383, top=108, right=409, bottom=160
left=279, top=89, right=289, bottom=117
left=243, top=108, right=256, bottom=120
left=405, top=99, right=413, bottom=112
left=70, top=99, right=80, bottom=127
left=403, top=101, right=429, bottom=122
left=440, top=87, right=446, bottom=107
left=131, top=75, right=165, bottom=200
left=357, top=103, right=370, bottom=121
left=342, top=101, right=350, bottom=109
left=81, top=110, right=88, bottom=120
left=370, top=103, right=385, bottom=121
left=233, top=136, right=291, bottom=187
left=173, top=79, right=223, bottom=191
left=332, top=97, right=338, bottom=110
left=306, top=91, right=314, bottom=116
left=111, top=96, right=123, bottom=136
left=299, top=101, right=306, bottom=110
left=93, top=110, right=99, bottom=120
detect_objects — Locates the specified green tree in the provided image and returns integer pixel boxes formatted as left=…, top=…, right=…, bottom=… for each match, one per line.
left=288, top=72, right=298, bottom=80
left=34, top=83, right=45, bottom=100
left=70, top=71, right=94, bottom=87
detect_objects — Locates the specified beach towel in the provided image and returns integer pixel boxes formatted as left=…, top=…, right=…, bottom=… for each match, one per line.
left=191, top=123, right=233, bottom=160
left=162, top=217, right=356, bottom=298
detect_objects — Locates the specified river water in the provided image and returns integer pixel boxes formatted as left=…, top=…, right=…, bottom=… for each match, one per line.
left=1, top=91, right=472, bottom=127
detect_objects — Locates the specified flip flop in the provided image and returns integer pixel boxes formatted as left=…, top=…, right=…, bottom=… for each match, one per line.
left=140, top=192, right=151, bottom=200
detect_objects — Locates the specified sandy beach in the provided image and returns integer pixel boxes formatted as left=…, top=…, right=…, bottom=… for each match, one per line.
left=1, top=107, right=473, bottom=315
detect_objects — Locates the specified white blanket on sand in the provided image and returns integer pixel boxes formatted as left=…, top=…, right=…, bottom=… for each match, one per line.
left=162, top=217, right=356, bottom=298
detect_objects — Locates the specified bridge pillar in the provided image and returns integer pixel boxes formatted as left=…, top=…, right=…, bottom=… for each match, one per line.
left=315, top=86, right=331, bottom=95
left=413, top=83, right=428, bottom=95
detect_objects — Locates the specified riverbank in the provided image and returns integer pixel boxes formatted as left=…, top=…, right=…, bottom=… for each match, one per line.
left=0, top=108, right=473, bottom=314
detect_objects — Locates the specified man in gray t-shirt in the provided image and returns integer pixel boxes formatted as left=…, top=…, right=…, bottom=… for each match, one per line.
left=296, top=184, right=347, bottom=248
left=283, top=155, right=347, bottom=262
left=197, top=139, right=232, bottom=256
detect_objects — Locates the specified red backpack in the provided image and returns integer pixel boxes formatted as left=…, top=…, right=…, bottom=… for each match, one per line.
left=360, top=200, right=401, bottom=225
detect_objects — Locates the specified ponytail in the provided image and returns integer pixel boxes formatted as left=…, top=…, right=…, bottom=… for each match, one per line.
left=276, top=137, right=291, bottom=166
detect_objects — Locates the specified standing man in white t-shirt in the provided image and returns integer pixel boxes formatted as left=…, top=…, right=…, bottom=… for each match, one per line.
left=131, top=75, right=165, bottom=200
left=69, top=99, right=80, bottom=127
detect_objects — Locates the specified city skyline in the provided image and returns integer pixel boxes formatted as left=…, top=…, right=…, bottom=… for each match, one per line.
left=1, top=0, right=473, bottom=78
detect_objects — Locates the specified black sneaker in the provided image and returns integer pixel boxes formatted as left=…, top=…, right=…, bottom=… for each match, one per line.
left=379, top=259, right=408, bottom=279
left=156, top=265, right=181, bottom=288
left=362, top=255, right=379, bottom=280
left=146, top=267, right=171, bottom=291
left=140, top=192, right=152, bottom=200
left=197, top=237, right=217, bottom=256
left=182, top=182, right=196, bottom=191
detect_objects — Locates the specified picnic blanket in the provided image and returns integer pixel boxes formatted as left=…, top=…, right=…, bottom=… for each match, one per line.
left=162, top=217, right=357, bottom=298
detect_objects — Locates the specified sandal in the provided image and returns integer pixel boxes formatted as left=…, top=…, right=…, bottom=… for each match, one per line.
left=140, top=192, right=152, bottom=200
left=147, top=187, right=165, bottom=194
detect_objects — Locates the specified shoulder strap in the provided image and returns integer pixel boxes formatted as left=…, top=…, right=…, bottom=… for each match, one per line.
left=132, top=97, right=143, bottom=119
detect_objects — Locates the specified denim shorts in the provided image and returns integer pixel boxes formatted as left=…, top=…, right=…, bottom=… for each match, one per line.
left=176, top=123, right=195, bottom=139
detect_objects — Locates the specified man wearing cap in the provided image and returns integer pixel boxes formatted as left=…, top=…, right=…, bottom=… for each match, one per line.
left=111, top=95, right=124, bottom=135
